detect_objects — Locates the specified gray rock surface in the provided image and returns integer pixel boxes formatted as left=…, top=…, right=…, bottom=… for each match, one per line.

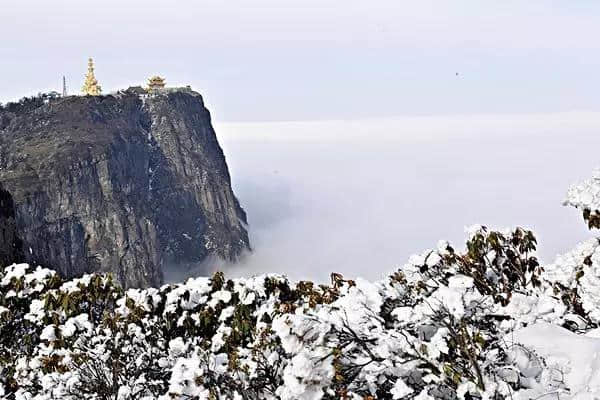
left=0, top=90, right=249, bottom=287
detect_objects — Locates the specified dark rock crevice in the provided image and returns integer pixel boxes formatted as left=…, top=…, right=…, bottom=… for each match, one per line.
left=0, top=184, right=24, bottom=267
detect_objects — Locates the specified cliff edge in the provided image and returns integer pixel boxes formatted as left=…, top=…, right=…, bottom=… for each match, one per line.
left=0, top=90, right=249, bottom=287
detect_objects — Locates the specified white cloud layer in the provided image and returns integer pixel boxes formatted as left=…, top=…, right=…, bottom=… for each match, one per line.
left=211, top=113, right=600, bottom=282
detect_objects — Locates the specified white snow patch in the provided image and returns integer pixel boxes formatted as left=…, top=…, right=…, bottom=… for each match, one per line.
left=509, top=322, right=600, bottom=399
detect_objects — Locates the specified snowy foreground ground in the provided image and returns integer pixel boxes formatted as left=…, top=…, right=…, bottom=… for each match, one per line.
left=511, top=323, right=600, bottom=398
left=3, top=171, right=600, bottom=398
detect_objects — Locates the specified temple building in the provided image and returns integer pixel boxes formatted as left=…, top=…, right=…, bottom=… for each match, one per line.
left=147, top=76, right=166, bottom=92
left=82, top=58, right=102, bottom=96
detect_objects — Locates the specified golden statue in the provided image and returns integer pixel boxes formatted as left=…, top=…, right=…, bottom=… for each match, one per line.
left=82, top=58, right=102, bottom=96
left=147, top=76, right=166, bottom=92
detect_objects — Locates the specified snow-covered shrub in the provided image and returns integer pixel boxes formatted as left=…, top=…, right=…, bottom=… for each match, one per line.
left=3, top=168, right=600, bottom=399
left=565, top=168, right=600, bottom=229
left=0, top=229, right=561, bottom=399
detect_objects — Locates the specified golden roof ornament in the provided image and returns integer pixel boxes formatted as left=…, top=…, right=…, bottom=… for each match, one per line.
left=147, top=76, right=166, bottom=92
left=82, top=57, right=102, bottom=96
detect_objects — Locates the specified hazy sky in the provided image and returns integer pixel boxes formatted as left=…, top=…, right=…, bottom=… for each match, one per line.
left=3, top=1, right=600, bottom=121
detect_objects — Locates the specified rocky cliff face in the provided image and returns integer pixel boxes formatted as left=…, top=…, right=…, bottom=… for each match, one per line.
left=0, top=184, right=23, bottom=267
left=0, top=90, right=249, bottom=288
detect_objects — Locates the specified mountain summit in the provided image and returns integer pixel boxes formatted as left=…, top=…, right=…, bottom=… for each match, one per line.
left=0, top=89, right=249, bottom=287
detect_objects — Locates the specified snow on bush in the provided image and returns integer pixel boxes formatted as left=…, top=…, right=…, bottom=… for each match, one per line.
left=565, top=168, right=600, bottom=229
left=2, top=170, right=600, bottom=399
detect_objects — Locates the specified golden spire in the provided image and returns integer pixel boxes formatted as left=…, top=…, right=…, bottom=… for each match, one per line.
left=82, top=57, right=102, bottom=96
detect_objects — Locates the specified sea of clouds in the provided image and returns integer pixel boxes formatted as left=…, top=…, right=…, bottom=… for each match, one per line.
left=207, top=113, right=600, bottom=283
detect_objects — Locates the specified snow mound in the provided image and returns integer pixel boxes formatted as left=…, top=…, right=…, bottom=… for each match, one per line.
left=510, top=323, right=600, bottom=399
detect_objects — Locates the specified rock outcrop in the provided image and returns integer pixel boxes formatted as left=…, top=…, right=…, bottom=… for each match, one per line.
left=0, top=90, right=249, bottom=287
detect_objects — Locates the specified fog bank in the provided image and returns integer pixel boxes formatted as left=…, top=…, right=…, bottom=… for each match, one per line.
left=209, top=113, right=600, bottom=282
